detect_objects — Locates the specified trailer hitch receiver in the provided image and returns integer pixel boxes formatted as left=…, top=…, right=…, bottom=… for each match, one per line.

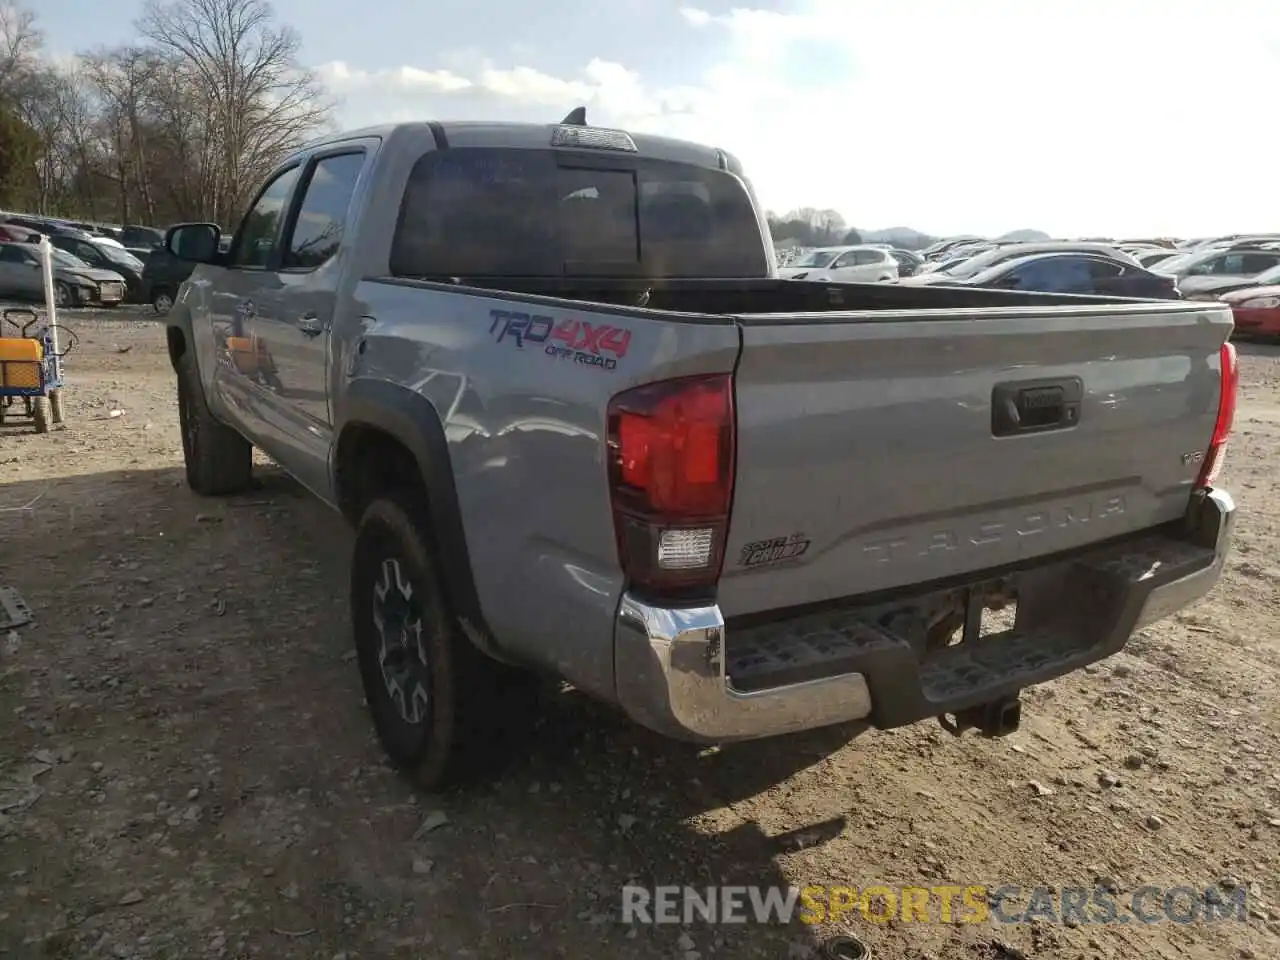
left=938, top=695, right=1022, bottom=738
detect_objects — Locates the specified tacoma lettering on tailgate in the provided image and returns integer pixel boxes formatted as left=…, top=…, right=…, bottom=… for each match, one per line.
left=862, top=496, right=1128, bottom=565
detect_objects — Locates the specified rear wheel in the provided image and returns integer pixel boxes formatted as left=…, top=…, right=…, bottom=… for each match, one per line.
left=176, top=355, right=253, bottom=495
left=152, top=289, right=174, bottom=314
left=351, top=491, right=538, bottom=790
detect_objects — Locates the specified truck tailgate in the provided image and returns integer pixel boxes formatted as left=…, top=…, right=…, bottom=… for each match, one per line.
left=718, top=303, right=1231, bottom=617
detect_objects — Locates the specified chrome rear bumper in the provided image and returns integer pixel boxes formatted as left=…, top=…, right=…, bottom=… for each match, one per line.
left=613, top=489, right=1234, bottom=744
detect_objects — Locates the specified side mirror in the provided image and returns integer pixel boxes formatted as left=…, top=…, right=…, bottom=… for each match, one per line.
left=166, top=222, right=222, bottom=263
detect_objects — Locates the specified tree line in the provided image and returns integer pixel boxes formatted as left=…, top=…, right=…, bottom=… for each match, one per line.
left=0, top=0, right=332, bottom=229
left=0, top=1, right=891, bottom=247
left=767, top=207, right=864, bottom=247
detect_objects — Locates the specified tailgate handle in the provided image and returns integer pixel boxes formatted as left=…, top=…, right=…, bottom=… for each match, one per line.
left=991, top=378, right=1082, bottom=436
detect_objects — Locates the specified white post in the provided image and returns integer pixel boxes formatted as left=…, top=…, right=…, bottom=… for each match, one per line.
left=37, top=235, right=61, bottom=380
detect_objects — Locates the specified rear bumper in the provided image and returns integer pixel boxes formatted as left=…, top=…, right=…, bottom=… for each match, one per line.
left=614, top=488, right=1235, bottom=743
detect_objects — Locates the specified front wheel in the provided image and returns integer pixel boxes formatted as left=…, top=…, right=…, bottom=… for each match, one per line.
left=176, top=355, right=253, bottom=495
left=351, top=492, right=538, bottom=790
left=53, top=281, right=73, bottom=308
left=152, top=290, right=174, bottom=314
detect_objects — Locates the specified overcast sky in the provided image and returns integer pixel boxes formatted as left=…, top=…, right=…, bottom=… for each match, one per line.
left=39, top=0, right=1280, bottom=238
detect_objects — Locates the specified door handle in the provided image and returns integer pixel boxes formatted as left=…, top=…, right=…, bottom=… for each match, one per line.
left=991, top=377, right=1083, bottom=436
left=296, top=313, right=323, bottom=337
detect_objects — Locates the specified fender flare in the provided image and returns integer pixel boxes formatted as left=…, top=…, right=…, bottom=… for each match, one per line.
left=164, top=306, right=195, bottom=373
left=334, top=378, right=502, bottom=660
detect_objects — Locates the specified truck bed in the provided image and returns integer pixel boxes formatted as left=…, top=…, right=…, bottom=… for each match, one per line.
left=381, top=274, right=1166, bottom=317
left=359, top=274, right=1230, bottom=629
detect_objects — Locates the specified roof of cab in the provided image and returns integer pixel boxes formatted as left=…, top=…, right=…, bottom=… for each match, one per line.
left=297, top=120, right=733, bottom=173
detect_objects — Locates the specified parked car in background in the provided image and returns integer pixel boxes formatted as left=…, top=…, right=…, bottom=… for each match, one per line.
left=47, top=233, right=145, bottom=302
left=0, top=222, right=41, bottom=243
left=956, top=252, right=1180, bottom=298
left=1179, top=263, right=1280, bottom=302
left=1136, top=248, right=1181, bottom=268
left=89, top=235, right=129, bottom=251
left=119, top=224, right=166, bottom=250
left=778, top=244, right=899, bottom=282
left=140, top=246, right=198, bottom=313
left=1152, top=247, right=1280, bottom=296
left=921, top=235, right=984, bottom=259
left=0, top=241, right=127, bottom=307
left=902, top=242, right=1141, bottom=285
left=918, top=251, right=980, bottom=275
left=1219, top=282, right=1280, bottom=338
left=3, top=215, right=58, bottom=235
left=889, top=248, right=924, bottom=277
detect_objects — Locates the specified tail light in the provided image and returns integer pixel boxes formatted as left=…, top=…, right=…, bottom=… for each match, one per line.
left=607, top=374, right=735, bottom=596
left=1196, top=341, right=1238, bottom=489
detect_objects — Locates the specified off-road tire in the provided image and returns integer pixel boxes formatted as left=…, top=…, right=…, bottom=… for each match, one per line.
left=49, top=389, right=64, bottom=425
left=31, top=396, right=50, bottom=434
left=176, top=354, right=252, bottom=495
left=351, top=491, right=539, bottom=790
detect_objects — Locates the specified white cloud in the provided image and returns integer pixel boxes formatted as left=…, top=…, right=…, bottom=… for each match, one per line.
left=317, top=60, right=471, bottom=94
left=679, top=7, right=713, bottom=28
left=317, top=0, right=1280, bottom=237
left=476, top=64, right=591, bottom=106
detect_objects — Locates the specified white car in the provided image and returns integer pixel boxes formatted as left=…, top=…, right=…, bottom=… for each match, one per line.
left=778, top=245, right=899, bottom=282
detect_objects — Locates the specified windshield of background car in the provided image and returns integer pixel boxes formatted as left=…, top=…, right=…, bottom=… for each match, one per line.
left=1251, top=264, right=1280, bottom=285
left=48, top=248, right=89, bottom=269
left=1151, top=252, right=1203, bottom=274
left=389, top=147, right=769, bottom=278
left=793, top=250, right=839, bottom=268
left=99, top=244, right=143, bottom=270
left=944, top=250, right=1012, bottom=278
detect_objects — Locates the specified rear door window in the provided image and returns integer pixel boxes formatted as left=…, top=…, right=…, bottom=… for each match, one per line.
left=390, top=147, right=767, bottom=278
left=282, top=152, right=366, bottom=270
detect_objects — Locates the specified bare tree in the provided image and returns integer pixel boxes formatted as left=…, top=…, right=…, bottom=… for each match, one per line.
left=0, top=4, right=41, bottom=100
left=0, top=0, right=333, bottom=225
left=137, top=0, right=332, bottom=222
left=82, top=47, right=166, bottom=223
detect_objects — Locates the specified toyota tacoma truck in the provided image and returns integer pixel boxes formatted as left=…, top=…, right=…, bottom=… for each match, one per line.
left=161, top=113, right=1238, bottom=789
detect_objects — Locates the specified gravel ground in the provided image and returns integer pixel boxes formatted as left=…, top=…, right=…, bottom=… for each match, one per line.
left=1, top=308, right=1278, bottom=960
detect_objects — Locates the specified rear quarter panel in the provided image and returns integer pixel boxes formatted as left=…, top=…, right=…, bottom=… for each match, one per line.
left=348, top=281, right=741, bottom=701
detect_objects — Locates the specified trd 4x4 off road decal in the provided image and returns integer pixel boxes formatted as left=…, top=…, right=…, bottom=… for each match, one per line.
left=489, top=309, right=631, bottom=371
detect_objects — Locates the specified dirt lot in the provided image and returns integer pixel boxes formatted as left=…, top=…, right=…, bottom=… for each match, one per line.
left=1, top=311, right=1278, bottom=960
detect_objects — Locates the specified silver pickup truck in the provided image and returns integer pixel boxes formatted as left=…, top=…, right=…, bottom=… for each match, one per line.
left=162, top=115, right=1238, bottom=789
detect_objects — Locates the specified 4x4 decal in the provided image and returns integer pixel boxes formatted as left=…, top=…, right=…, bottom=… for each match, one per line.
left=489, top=309, right=631, bottom=371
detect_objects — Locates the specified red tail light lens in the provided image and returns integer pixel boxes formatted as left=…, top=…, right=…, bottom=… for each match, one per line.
left=607, top=374, right=735, bottom=595
left=1196, top=340, right=1238, bottom=489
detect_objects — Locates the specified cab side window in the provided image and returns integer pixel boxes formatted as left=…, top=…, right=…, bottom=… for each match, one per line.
left=282, top=152, right=365, bottom=270
left=231, top=166, right=301, bottom=269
